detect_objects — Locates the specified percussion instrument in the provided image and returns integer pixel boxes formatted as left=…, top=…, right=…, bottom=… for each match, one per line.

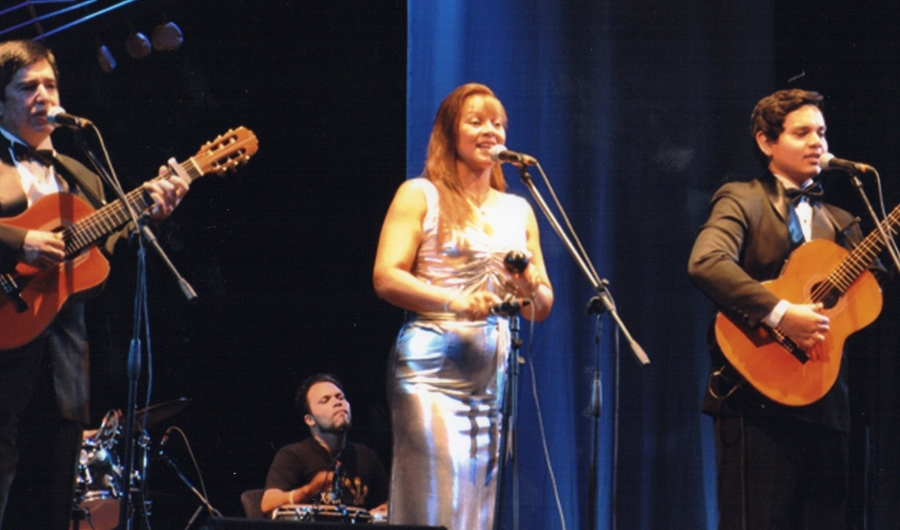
left=272, top=504, right=373, bottom=524
left=71, top=410, right=122, bottom=530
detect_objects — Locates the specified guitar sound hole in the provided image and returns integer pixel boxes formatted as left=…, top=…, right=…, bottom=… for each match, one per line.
left=811, top=281, right=840, bottom=309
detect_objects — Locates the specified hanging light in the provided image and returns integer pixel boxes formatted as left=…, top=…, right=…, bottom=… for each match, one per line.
left=97, top=45, right=116, bottom=73
left=126, top=31, right=151, bottom=59
left=152, top=21, right=183, bottom=51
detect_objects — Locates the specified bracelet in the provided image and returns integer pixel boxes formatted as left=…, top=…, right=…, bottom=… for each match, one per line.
left=289, top=489, right=296, bottom=505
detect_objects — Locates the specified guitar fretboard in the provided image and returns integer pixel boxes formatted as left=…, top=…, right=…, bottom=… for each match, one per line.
left=817, top=204, right=900, bottom=300
left=62, top=159, right=202, bottom=258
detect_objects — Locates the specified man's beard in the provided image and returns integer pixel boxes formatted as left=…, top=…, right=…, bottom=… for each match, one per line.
left=320, top=414, right=352, bottom=433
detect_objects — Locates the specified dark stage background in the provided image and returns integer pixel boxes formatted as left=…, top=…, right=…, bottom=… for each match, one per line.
left=6, top=1, right=900, bottom=529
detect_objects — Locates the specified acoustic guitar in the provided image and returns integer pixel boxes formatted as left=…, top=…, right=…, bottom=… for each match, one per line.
left=0, top=127, right=258, bottom=351
left=714, top=206, right=894, bottom=406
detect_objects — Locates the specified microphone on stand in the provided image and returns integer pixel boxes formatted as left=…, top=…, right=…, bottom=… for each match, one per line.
left=490, top=296, right=531, bottom=316
left=329, top=461, right=343, bottom=504
left=489, top=145, right=537, bottom=167
left=47, top=106, right=92, bottom=128
left=158, top=426, right=174, bottom=457
left=492, top=250, right=531, bottom=316
left=820, top=152, right=874, bottom=174
left=313, top=448, right=344, bottom=506
left=504, top=250, right=529, bottom=274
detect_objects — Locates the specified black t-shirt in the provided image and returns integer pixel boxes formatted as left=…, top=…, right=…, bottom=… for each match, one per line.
left=264, top=437, right=388, bottom=510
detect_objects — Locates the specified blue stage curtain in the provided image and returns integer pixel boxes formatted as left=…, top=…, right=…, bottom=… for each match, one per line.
left=408, top=1, right=776, bottom=529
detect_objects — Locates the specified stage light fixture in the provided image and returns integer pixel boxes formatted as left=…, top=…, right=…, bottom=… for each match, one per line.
left=125, top=31, right=151, bottom=59
left=97, top=44, right=116, bottom=73
left=152, top=21, right=183, bottom=51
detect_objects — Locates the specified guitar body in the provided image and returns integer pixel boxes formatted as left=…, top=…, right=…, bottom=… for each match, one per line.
left=0, top=193, right=110, bottom=350
left=715, top=239, right=882, bottom=406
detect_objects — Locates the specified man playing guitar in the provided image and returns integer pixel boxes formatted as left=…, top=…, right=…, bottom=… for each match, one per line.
left=0, top=39, right=187, bottom=530
left=689, top=89, right=885, bottom=530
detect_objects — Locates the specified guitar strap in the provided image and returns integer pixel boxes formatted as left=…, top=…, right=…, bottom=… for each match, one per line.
left=707, top=363, right=743, bottom=402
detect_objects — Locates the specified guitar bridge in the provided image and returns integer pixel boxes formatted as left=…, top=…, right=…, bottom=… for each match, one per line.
left=772, top=328, right=809, bottom=364
left=0, top=272, right=28, bottom=313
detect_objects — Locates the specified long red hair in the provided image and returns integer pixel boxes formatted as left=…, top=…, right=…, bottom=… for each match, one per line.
left=422, top=83, right=508, bottom=238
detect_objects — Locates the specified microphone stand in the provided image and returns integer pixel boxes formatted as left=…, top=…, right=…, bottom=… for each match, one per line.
left=514, top=162, right=650, bottom=530
left=845, top=172, right=900, bottom=273
left=516, top=163, right=648, bottom=365
left=70, top=127, right=197, bottom=530
left=493, top=301, right=525, bottom=530
left=159, top=453, right=222, bottom=522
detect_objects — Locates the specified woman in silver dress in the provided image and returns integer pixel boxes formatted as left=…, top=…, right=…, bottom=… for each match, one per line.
left=373, top=83, right=553, bottom=530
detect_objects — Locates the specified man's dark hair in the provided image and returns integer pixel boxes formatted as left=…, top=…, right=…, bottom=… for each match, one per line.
left=0, top=40, right=59, bottom=100
left=750, top=88, right=824, bottom=165
left=294, top=373, right=344, bottom=416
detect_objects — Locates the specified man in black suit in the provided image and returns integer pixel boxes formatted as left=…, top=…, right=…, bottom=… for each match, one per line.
left=0, top=39, right=188, bottom=530
left=689, top=89, right=873, bottom=529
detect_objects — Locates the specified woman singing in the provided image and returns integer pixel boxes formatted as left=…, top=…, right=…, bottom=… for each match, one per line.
left=373, top=83, right=553, bottom=529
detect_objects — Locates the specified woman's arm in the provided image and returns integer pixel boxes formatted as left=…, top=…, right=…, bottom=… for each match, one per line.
left=510, top=205, right=553, bottom=322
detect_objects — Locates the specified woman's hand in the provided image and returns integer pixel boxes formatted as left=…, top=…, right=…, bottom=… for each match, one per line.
left=447, top=290, right=503, bottom=320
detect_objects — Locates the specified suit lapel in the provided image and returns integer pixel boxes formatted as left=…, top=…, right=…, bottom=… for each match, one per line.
left=811, top=203, right=838, bottom=240
left=53, top=153, right=105, bottom=209
left=0, top=140, right=29, bottom=217
left=762, top=174, right=790, bottom=224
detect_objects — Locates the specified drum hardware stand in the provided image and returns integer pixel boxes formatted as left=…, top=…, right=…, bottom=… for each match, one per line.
left=509, top=161, right=650, bottom=530
left=183, top=506, right=206, bottom=530
left=159, top=436, right=223, bottom=524
left=70, top=502, right=89, bottom=529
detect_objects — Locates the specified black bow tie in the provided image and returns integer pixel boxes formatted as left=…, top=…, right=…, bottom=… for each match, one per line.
left=784, top=181, right=824, bottom=204
left=10, top=142, right=55, bottom=166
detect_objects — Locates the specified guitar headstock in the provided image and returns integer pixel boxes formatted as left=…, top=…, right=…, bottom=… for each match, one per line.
left=193, top=127, right=259, bottom=176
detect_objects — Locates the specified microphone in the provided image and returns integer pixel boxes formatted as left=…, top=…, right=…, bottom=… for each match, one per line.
left=489, top=145, right=537, bottom=166
left=313, top=448, right=344, bottom=506
left=330, top=461, right=342, bottom=503
left=820, top=152, right=874, bottom=174
left=493, top=251, right=532, bottom=316
left=47, top=106, right=92, bottom=128
left=490, top=296, right=531, bottom=316
left=159, top=426, right=174, bottom=456
left=503, top=250, right=529, bottom=274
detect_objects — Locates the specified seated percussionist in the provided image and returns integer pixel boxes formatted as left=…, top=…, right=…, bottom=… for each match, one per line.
left=260, top=374, right=388, bottom=518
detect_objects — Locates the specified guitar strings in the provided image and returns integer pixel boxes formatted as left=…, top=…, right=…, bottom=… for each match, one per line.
left=62, top=161, right=199, bottom=257
left=806, top=207, right=900, bottom=304
left=59, top=126, right=255, bottom=257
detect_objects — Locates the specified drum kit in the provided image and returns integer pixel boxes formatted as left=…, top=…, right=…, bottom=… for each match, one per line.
left=272, top=504, right=386, bottom=524
left=70, top=398, right=190, bottom=530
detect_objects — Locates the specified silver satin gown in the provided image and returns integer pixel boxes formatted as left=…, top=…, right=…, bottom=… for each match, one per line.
left=388, top=179, right=530, bottom=530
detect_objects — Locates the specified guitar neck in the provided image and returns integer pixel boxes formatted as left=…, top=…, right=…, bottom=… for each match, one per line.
left=63, top=158, right=203, bottom=257
left=825, top=203, right=900, bottom=296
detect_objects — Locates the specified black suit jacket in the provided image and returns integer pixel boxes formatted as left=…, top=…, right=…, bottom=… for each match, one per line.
left=688, top=172, right=865, bottom=432
left=0, top=140, right=109, bottom=424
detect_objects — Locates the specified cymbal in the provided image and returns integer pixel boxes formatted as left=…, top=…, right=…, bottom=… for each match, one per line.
left=135, top=397, right=191, bottom=428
